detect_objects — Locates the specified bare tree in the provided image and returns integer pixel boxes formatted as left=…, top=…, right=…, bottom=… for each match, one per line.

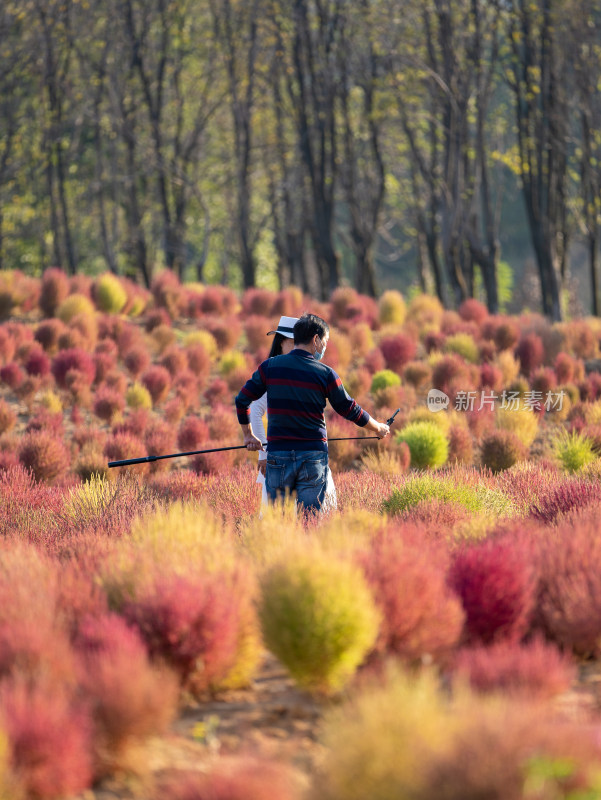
left=505, top=0, right=571, bottom=321
left=121, top=0, right=222, bottom=280
left=288, top=0, right=344, bottom=299
left=571, top=1, right=601, bottom=315
left=210, top=0, right=262, bottom=289
left=31, top=0, right=77, bottom=274
left=338, top=0, right=386, bottom=297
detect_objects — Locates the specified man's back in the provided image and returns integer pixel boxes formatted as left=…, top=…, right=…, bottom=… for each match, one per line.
left=235, top=348, right=367, bottom=452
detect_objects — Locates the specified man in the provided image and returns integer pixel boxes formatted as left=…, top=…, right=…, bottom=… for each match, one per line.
left=235, top=313, right=390, bottom=512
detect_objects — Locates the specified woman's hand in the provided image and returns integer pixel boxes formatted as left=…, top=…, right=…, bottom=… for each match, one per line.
left=258, top=461, right=266, bottom=476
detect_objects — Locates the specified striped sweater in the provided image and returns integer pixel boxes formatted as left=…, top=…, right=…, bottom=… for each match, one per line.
left=235, top=349, right=369, bottom=452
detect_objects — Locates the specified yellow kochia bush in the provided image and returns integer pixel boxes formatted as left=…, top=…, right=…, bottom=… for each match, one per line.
left=258, top=548, right=381, bottom=692
left=94, top=273, right=127, bottom=313
left=378, top=289, right=406, bottom=326
left=313, top=667, right=456, bottom=800
left=56, top=293, right=95, bottom=324
left=313, top=666, right=601, bottom=800
left=126, top=382, right=152, bottom=410
left=495, top=403, right=539, bottom=448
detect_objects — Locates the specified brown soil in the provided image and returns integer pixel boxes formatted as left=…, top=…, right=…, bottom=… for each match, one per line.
left=83, top=653, right=327, bottom=799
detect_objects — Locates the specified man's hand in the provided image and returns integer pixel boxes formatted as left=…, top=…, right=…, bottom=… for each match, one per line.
left=365, top=416, right=390, bottom=439
left=374, top=421, right=390, bottom=439
left=258, top=461, right=266, bottom=476
left=241, top=424, right=264, bottom=451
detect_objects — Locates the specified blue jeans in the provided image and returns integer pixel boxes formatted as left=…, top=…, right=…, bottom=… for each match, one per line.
left=265, top=451, right=329, bottom=513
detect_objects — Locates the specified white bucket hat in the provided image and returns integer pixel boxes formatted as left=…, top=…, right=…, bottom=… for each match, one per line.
left=267, top=315, right=299, bottom=339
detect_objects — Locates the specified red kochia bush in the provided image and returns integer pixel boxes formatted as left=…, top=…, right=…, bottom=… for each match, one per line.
left=452, top=637, right=576, bottom=699
left=0, top=361, right=24, bottom=389
left=533, top=510, right=601, bottom=656
left=208, top=404, right=243, bottom=442
left=111, top=408, right=149, bottom=439
left=18, top=431, right=69, bottom=483
left=93, top=387, right=125, bottom=422
left=141, top=364, right=172, bottom=405
left=334, top=470, right=396, bottom=514
left=447, top=425, right=474, bottom=465
left=423, top=331, right=445, bottom=353
left=514, top=332, right=544, bottom=376
left=123, top=344, right=151, bottom=378
left=34, top=320, right=66, bottom=354
left=151, top=270, right=185, bottom=318
left=177, top=416, right=210, bottom=451
left=358, top=533, right=464, bottom=664
left=144, top=420, right=177, bottom=471
left=173, top=369, right=199, bottom=409
left=103, top=433, right=148, bottom=476
left=1, top=678, right=93, bottom=799
left=398, top=498, right=471, bottom=533
left=204, top=377, right=230, bottom=407
left=459, top=298, right=488, bottom=324
left=155, top=758, right=301, bottom=800
left=363, top=347, right=386, bottom=375
left=185, top=343, right=211, bottom=379
left=39, top=267, right=70, bottom=317
left=448, top=537, right=537, bottom=645
left=379, top=334, right=417, bottom=373
left=244, top=315, right=272, bottom=351
left=192, top=441, right=237, bottom=476
left=200, top=316, right=242, bottom=349
left=121, top=571, right=241, bottom=691
left=25, top=410, right=64, bottom=437
left=566, top=319, right=596, bottom=359
left=144, top=307, right=172, bottom=333
left=0, top=466, right=64, bottom=540
left=199, top=285, right=238, bottom=316
left=242, top=287, right=276, bottom=317
left=0, top=616, right=76, bottom=686
left=51, top=348, right=95, bottom=389
left=149, top=471, right=208, bottom=503
left=74, top=613, right=178, bottom=773
left=24, top=346, right=51, bottom=378
left=92, top=351, right=116, bottom=384
left=202, top=465, right=260, bottom=525
left=482, top=315, right=519, bottom=351
left=530, top=478, right=601, bottom=524
left=160, top=345, right=189, bottom=377
left=479, top=362, right=503, bottom=391
left=554, top=352, right=579, bottom=384
left=431, top=354, right=471, bottom=393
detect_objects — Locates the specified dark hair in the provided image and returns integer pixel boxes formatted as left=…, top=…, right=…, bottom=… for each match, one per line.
left=268, top=332, right=288, bottom=359
left=293, top=313, right=329, bottom=345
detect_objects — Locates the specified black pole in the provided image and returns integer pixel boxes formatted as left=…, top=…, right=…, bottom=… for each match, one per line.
left=107, top=408, right=400, bottom=468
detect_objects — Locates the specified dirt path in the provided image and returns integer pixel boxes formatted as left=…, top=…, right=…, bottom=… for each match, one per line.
left=87, top=654, right=326, bottom=799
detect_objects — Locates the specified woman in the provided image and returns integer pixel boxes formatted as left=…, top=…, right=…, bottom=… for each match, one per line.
left=249, top=315, right=337, bottom=511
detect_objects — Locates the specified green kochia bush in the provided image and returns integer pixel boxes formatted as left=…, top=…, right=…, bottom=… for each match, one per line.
left=395, top=421, right=448, bottom=469
left=258, top=552, right=380, bottom=692
left=554, top=430, right=596, bottom=473
left=382, top=473, right=514, bottom=518
left=370, top=369, right=401, bottom=393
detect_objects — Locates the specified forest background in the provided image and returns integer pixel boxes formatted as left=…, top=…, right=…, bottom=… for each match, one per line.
left=1, top=0, right=600, bottom=322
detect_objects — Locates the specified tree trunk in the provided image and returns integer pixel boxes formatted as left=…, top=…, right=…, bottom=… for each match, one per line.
left=590, top=233, right=599, bottom=317
left=123, top=135, right=150, bottom=287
